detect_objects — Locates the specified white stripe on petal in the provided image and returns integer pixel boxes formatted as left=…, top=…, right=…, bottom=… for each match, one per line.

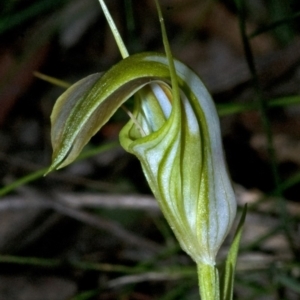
left=150, top=83, right=172, bottom=118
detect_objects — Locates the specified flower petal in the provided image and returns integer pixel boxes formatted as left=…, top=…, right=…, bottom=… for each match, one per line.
left=48, top=53, right=171, bottom=172
left=120, top=54, right=236, bottom=264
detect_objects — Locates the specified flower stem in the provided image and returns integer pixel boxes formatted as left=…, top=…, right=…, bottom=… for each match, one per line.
left=98, top=0, right=129, bottom=59
left=197, top=263, right=220, bottom=300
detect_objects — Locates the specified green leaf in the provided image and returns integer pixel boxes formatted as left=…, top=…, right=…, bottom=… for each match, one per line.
left=220, top=205, right=247, bottom=300
left=47, top=53, right=171, bottom=173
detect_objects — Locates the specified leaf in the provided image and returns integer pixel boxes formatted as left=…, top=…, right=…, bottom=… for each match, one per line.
left=220, top=204, right=247, bottom=300
left=47, top=53, right=171, bottom=173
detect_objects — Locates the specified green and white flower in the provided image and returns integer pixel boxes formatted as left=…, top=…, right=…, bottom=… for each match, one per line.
left=48, top=52, right=236, bottom=266
left=47, top=1, right=242, bottom=299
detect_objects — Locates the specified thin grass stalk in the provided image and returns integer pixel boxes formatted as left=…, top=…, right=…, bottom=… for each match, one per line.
left=234, top=0, right=296, bottom=256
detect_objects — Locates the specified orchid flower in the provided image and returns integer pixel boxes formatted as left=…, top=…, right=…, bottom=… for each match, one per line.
left=46, top=1, right=243, bottom=299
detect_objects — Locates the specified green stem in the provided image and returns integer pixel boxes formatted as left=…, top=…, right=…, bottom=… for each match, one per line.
left=197, top=263, right=220, bottom=300
left=0, top=142, right=119, bottom=197
left=98, top=0, right=129, bottom=59
left=234, top=0, right=296, bottom=256
left=235, top=0, right=278, bottom=187
left=154, top=0, right=180, bottom=100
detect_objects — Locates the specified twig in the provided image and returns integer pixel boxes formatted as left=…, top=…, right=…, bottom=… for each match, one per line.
left=57, top=192, right=159, bottom=211
left=0, top=188, right=161, bottom=253
left=0, top=193, right=159, bottom=212
left=107, top=271, right=182, bottom=288
left=51, top=200, right=162, bottom=253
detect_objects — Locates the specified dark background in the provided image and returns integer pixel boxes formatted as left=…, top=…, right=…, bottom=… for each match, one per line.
left=0, top=0, right=300, bottom=299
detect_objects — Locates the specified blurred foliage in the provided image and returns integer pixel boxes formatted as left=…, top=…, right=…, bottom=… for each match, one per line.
left=0, top=0, right=300, bottom=299
left=0, top=0, right=69, bottom=35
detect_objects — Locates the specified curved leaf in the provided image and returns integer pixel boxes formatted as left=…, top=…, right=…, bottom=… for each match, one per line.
left=48, top=53, right=170, bottom=172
